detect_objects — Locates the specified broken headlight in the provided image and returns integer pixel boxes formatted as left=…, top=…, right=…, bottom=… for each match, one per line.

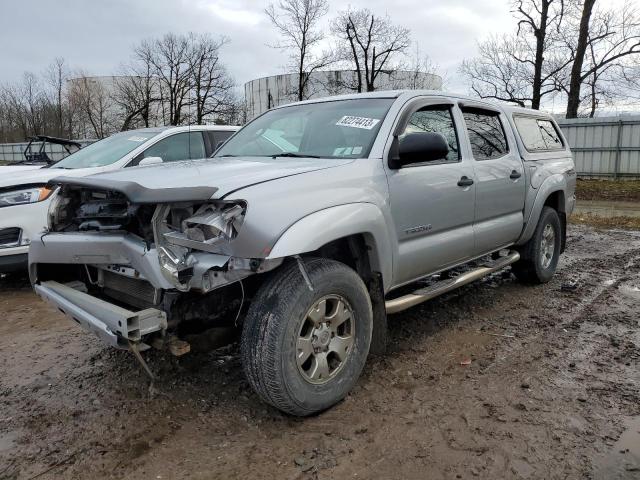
left=163, top=202, right=245, bottom=253
left=181, top=203, right=244, bottom=246
left=153, top=201, right=246, bottom=289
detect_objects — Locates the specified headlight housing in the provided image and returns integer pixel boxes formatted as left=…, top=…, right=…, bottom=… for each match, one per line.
left=152, top=201, right=247, bottom=289
left=0, top=186, right=53, bottom=208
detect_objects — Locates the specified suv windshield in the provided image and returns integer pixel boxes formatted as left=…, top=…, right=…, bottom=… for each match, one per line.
left=52, top=131, right=158, bottom=169
left=215, top=98, right=394, bottom=159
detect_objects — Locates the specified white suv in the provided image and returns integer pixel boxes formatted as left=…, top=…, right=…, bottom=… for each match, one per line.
left=0, top=125, right=238, bottom=273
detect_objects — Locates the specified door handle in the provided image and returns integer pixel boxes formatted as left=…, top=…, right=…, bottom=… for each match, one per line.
left=510, top=170, right=522, bottom=179
left=457, top=176, right=474, bottom=187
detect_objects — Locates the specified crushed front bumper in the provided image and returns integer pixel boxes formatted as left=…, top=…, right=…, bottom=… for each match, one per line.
left=28, top=231, right=240, bottom=349
left=35, top=280, right=167, bottom=349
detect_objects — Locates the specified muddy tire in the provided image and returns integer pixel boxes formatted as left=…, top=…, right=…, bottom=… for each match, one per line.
left=241, top=258, right=373, bottom=416
left=513, top=206, right=562, bottom=284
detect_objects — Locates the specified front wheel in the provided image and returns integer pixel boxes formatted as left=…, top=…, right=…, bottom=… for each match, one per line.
left=241, top=258, right=373, bottom=416
left=513, top=206, right=562, bottom=284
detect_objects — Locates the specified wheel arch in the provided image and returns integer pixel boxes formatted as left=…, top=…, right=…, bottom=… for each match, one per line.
left=266, top=203, right=393, bottom=291
left=266, top=203, right=392, bottom=355
left=517, top=175, right=568, bottom=250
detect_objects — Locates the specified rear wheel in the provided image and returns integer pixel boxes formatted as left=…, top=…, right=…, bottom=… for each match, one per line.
left=513, top=206, right=562, bottom=284
left=241, top=258, right=373, bottom=416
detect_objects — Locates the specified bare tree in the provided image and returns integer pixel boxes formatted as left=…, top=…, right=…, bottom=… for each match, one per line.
left=113, top=42, right=160, bottom=131
left=462, top=0, right=570, bottom=108
left=265, top=0, right=331, bottom=101
left=514, top=0, right=566, bottom=109
left=564, top=0, right=640, bottom=117
left=462, top=35, right=541, bottom=106
left=112, top=74, right=158, bottom=131
left=44, top=58, right=69, bottom=136
left=332, top=9, right=411, bottom=92
left=144, top=34, right=192, bottom=125
left=187, top=33, right=235, bottom=124
left=132, top=33, right=235, bottom=126
left=403, top=43, right=444, bottom=89
left=68, top=74, right=113, bottom=138
left=565, top=0, right=597, bottom=117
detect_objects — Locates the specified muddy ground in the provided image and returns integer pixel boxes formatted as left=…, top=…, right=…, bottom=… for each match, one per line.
left=1, top=224, right=639, bottom=480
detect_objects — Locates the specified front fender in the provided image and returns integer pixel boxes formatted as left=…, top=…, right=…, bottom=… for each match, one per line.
left=267, top=203, right=394, bottom=291
left=517, top=174, right=567, bottom=245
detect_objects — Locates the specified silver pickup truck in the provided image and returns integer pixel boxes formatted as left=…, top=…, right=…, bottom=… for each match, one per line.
left=30, top=91, right=576, bottom=416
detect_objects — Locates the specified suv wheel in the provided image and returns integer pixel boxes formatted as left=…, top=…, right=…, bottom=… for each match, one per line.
left=241, top=258, right=373, bottom=416
left=513, top=206, right=562, bottom=284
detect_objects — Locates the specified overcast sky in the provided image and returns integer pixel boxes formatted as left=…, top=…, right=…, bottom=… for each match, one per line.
left=0, top=0, right=516, bottom=93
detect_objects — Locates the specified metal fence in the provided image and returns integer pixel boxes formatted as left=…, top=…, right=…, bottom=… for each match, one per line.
left=557, top=116, right=640, bottom=179
left=0, top=140, right=95, bottom=164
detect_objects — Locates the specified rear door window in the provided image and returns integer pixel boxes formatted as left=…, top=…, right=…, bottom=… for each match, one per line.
left=514, top=116, right=564, bottom=151
left=461, top=108, right=509, bottom=160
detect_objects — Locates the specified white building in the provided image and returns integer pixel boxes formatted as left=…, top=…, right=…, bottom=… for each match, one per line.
left=244, top=70, right=442, bottom=119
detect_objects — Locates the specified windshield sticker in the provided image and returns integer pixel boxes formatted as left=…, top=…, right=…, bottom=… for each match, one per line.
left=352, top=146, right=363, bottom=155
left=127, top=136, right=149, bottom=142
left=333, top=147, right=355, bottom=156
left=336, top=116, right=380, bottom=130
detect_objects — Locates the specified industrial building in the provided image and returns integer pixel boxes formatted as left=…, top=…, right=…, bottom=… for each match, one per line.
left=244, top=70, right=443, bottom=119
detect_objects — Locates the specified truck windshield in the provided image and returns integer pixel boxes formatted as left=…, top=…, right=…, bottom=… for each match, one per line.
left=215, top=98, right=394, bottom=159
left=51, top=131, right=158, bottom=169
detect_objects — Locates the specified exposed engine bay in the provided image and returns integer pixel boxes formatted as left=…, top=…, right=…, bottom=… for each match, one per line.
left=33, top=184, right=283, bottom=354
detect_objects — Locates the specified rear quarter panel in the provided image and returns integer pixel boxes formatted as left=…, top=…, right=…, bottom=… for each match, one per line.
left=504, top=113, right=576, bottom=245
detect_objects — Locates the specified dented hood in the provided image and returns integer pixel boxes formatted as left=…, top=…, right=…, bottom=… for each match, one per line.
left=49, top=156, right=354, bottom=203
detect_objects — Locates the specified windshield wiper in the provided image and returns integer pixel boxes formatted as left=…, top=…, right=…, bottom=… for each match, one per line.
left=271, top=152, right=321, bottom=159
left=218, top=154, right=237, bottom=157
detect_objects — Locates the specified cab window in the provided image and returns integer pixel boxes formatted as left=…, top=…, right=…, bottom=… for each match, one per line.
left=514, top=116, right=564, bottom=152
left=461, top=108, right=509, bottom=160
left=400, top=106, right=460, bottom=163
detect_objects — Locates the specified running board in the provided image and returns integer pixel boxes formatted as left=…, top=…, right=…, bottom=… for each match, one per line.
left=385, top=251, right=520, bottom=314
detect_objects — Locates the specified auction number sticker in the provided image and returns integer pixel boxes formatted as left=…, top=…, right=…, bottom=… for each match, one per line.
left=336, top=116, right=380, bottom=130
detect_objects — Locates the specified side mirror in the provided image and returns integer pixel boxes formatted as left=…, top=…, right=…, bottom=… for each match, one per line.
left=138, top=156, right=163, bottom=166
left=389, top=132, right=449, bottom=169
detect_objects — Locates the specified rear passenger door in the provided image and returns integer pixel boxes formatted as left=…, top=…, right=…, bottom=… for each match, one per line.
left=460, top=106, right=526, bottom=255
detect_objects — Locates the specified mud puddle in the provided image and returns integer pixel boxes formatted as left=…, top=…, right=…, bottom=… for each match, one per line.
left=595, top=416, right=640, bottom=479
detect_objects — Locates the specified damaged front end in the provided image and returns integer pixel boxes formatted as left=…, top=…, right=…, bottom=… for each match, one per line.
left=30, top=182, right=281, bottom=353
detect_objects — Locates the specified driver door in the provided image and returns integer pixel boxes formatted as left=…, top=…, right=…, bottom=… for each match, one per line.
left=385, top=100, right=476, bottom=286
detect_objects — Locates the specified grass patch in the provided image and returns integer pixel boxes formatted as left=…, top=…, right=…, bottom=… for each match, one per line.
left=576, top=179, right=640, bottom=202
left=570, top=212, right=640, bottom=230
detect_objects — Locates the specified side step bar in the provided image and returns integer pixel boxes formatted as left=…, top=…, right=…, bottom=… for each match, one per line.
left=385, top=251, right=520, bottom=314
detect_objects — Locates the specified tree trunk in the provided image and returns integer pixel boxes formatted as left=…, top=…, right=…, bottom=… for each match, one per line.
left=531, top=0, right=550, bottom=110
left=566, top=0, right=596, bottom=118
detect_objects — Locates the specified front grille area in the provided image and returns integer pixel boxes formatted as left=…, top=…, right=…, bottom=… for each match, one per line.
left=51, top=186, right=156, bottom=243
left=101, top=269, right=161, bottom=310
left=0, top=228, right=21, bottom=248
